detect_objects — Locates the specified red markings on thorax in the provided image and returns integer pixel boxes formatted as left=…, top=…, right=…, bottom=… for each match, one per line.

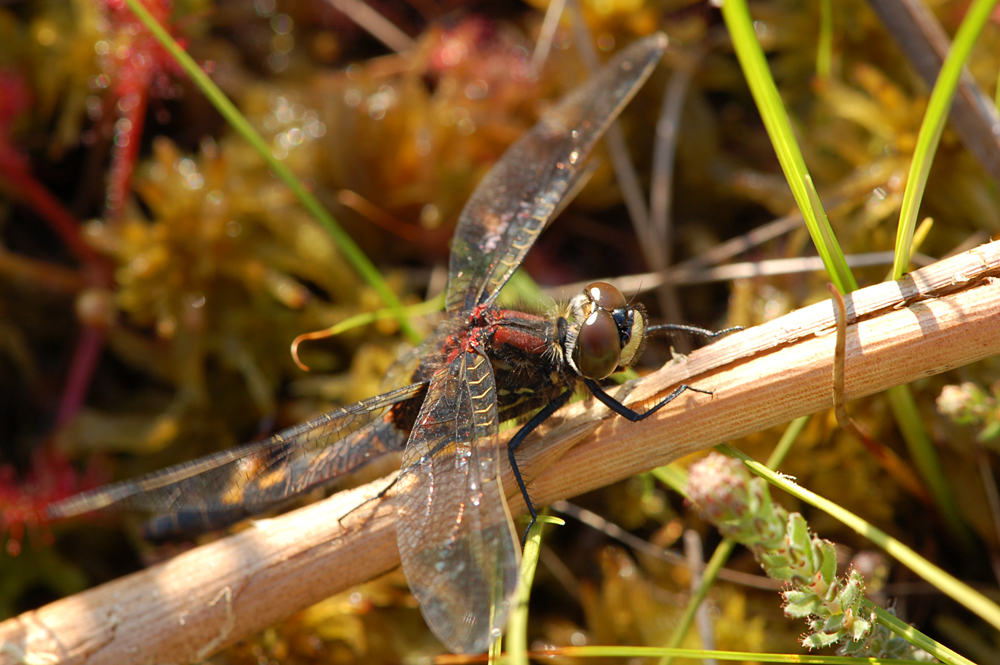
left=489, top=311, right=549, bottom=356
left=441, top=307, right=551, bottom=365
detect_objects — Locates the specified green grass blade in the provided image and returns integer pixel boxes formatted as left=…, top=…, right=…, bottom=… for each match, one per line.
left=817, top=0, right=833, bottom=79
left=305, top=293, right=443, bottom=339
left=720, top=0, right=856, bottom=293
left=767, top=415, right=811, bottom=468
left=868, top=602, right=974, bottom=665
left=120, top=0, right=419, bottom=343
left=659, top=418, right=811, bottom=663
left=892, top=0, right=1000, bottom=280
left=723, top=445, right=1000, bottom=637
left=657, top=538, right=737, bottom=665
left=874, top=0, right=998, bottom=575
left=886, top=386, right=973, bottom=547
left=505, top=515, right=562, bottom=664
left=557, top=645, right=937, bottom=663
left=650, top=463, right=687, bottom=496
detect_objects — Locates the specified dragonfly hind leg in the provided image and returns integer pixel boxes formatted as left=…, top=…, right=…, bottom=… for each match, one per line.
left=506, top=390, right=573, bottom=547
left=505, top=380, right=712, bottom=547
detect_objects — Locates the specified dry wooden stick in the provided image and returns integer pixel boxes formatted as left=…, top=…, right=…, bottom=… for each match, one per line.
left=2, top=240, right=999, bottom=665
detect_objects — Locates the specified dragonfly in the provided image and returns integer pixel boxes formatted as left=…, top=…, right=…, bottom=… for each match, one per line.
left=48, top=32, right=718, bottom=654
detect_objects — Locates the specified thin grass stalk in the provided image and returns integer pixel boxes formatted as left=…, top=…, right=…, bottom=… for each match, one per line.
left=660, top=416, right=812, bottom=664
left=723, top=445, right=1000, bottom=636
left=119, top=0, right=419, bottom=343
left=891, top=0, right=1000, bottom=279
left=719, top=0, right=856, bottom=293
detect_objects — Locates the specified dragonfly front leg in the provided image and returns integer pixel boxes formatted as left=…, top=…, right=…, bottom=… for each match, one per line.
left=583, top=378, right=713, bottom=422
left=507, top=390, right=573, bottom=547
left=646, top=323, right=742, bottom=339
left=335, top=473, right=401, bottom=529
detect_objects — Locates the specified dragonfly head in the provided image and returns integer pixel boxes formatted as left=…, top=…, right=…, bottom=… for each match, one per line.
left=567, top=282, right=648, bottom=380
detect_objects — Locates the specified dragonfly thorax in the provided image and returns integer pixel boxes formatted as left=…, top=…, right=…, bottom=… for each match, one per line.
left=565, top=282, right=648, bottom=380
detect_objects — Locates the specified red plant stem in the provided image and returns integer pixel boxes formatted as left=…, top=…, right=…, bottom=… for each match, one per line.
left=105, top=91, right=148, bottom=223
left=56, top=325, right=108, bottom=427
left=0, top=148, right=112, bottom=287
left=0, top=143, right=114, bottom=427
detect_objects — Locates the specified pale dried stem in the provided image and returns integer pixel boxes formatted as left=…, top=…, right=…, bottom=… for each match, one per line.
left=3, top=240, right=1000, bottom=665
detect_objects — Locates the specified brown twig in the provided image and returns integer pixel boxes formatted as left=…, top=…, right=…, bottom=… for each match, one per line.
left=2, top=240, right=1000, bottom=665
left=827, top=282, right=933, bottom=504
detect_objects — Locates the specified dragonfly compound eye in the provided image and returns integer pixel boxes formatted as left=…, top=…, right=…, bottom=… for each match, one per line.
left=586, top=282, right=627, bottom=311
left=573, top=308, right=622, bottom=380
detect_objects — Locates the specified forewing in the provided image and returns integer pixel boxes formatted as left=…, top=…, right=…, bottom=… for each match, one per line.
left=395, top=349, right=519, bottom=654
left=47, top=383, right=427, bottom=536
left=446, top=34, right=667, bottom=314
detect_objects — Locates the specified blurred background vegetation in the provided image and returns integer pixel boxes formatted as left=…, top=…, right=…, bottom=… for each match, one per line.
left=1, top=0, right=998, bottom=662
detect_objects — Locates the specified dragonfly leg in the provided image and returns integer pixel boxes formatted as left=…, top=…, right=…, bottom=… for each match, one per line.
left=336, top=474, right=399, bottom=528
left=583, top=378, right=712, bottom=422
left=507, top=389, right=573, bottom=547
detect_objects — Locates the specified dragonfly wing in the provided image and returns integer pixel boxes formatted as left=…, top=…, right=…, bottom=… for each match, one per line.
left=446, top=34, right=667, bottom=314
left=395, top=348, right=519, bottom=654
left=380, top=328, right=449, bottom=391
left=47, top=382, right=428, bottom=536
